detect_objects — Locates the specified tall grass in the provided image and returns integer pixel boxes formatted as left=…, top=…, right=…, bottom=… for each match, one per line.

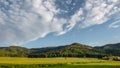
left=0, top=57, right=120, bottom=68
left=0, top=64, right=120, bottom=68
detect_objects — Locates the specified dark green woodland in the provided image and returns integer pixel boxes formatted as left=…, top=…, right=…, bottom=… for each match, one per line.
left=0, top=43, right=120, bottom=58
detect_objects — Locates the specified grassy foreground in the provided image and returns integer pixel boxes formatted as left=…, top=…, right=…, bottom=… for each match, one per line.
left=0, top=57, right=120, bottom=68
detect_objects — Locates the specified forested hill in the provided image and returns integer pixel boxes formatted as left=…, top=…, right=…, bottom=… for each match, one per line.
left=0, top=43, right=120, bottom=58
left=29, top=43, right=101, bottom=58
left=0, top=46, right=30, bottom=57
left=94, top=43, right=120, bottom=56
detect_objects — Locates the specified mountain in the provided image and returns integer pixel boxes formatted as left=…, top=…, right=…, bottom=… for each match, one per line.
left=28, top=43, right=103, bottom=58
left=94, top=43, right=120, bottom=56
left=0, top=46, right=30, bottom=57
left=0, top=43, right=120, bottom=58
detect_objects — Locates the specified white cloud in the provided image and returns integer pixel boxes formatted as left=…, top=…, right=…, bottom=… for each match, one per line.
left=67, top=0, right=120, bottom=29
left=109, top=20, right=120, bottom=28
left=0, top=0, right=70, bottom=45
left=0, top=0, right=120, bottom=45
left=79, top=0, right=120, bottom=28
left=70, top=8, right=84, bottom=29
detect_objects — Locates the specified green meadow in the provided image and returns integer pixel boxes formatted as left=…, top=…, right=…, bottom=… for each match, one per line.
left=0, top=57, right=120, bottom=68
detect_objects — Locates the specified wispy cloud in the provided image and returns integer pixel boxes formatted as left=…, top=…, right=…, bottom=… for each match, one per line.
left=0, top=0, right=66, bottom=44
left=79, top=0, right=120, bottom=28
left=0, top=0, right=120, bottom=45
left=109, top=20, right=120, bottom=28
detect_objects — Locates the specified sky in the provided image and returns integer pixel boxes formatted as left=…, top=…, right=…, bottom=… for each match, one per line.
left=0, top=0, right=120, bottom=48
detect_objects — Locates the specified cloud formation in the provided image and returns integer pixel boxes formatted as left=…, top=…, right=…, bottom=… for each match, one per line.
left=79, top=0, right=120, bottom=28
left=109, top=20, right=120, bottom=28
left=0, top=0, right=65, bottom=44
left=0, top=0, right=120, bottom=45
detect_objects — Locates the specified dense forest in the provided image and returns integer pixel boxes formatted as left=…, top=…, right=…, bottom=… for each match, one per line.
left=0, top=43, right=120, bottom=58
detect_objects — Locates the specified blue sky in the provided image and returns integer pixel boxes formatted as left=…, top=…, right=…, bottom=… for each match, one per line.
left=0, top=0, right=120, bottom=48
left=24, top=22, right=120, bottom=48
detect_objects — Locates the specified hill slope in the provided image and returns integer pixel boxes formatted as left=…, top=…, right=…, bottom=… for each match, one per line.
left=94, top=43, right=120, bottom=56
left=0, top=46, right=30, bottom=57
left=0, top=43, right=120, bottom=57
left=29, top=43, right=102, bottom=58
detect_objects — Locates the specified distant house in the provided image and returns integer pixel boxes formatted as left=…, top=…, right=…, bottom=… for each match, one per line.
left=113, top=56, right=120, bottom=61
left=102, top=56, right=120, bottom=61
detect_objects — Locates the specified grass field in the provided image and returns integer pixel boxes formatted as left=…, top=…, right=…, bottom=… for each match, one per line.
left=0, top=57, right=120, bottom=68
